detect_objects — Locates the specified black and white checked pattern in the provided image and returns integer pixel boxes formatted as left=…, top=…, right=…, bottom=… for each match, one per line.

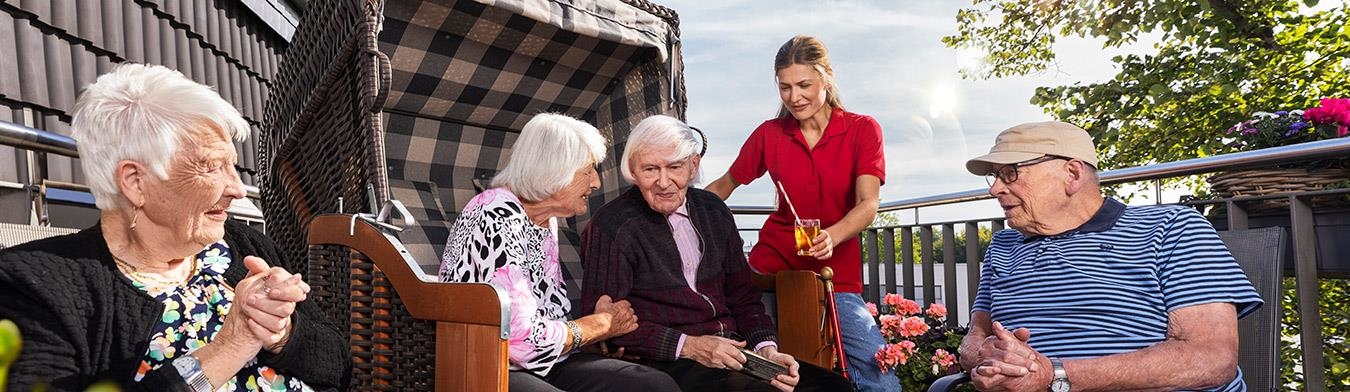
left=378, top=0, right=685, bottom=313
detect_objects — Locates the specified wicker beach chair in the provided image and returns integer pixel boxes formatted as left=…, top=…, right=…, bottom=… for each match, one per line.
left=260, top=0, right=689, bottom=389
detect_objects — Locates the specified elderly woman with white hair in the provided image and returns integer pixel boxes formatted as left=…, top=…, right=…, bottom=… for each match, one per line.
left=0, top=64, right=350, bottom=391
left=438, top=113, right=679, bottom=392
left=581, top=115, right=853, bottom=392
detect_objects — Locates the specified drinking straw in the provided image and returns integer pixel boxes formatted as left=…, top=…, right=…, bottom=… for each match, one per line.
left=776, top=180, right=803, bottom=223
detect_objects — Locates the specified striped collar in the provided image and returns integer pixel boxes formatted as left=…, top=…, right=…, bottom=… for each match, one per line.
left=1024, top=198, right=1126, bottom=242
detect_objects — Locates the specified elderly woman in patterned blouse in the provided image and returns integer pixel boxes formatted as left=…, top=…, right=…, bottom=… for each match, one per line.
left=0, top=63, right=350, bottom=391
left=438, top=113, right=679, bottom=392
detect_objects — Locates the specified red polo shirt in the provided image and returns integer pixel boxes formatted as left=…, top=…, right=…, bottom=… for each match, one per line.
left=728, top=108, right=886, bottom=293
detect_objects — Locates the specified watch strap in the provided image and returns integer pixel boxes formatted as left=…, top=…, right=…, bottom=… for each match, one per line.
left=173, top=355, right=212, bottom=392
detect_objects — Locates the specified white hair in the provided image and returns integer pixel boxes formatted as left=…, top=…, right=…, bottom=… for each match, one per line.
left=492, top=113, right=608, bottom=202
left=70, top=63, right=250, bottom=211
left=620, top=115, right=705, bottom=183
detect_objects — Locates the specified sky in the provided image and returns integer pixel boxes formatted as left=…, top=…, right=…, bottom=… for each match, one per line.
left=655, top=0, right=1156, bottom=226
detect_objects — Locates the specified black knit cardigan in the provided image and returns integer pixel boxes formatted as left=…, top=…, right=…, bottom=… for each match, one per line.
left=0, top=220, right=351, bottom=391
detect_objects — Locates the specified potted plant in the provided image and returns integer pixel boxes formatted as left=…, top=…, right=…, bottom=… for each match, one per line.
left=870, top=295, right=970, bottom=391
left=1209, top=97, right=1350, bottom=212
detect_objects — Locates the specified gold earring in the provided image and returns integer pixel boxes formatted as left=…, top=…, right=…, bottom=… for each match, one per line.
left=129, top=206, right=141, bottom=231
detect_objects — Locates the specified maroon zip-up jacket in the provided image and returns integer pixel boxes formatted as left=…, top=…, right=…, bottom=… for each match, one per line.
left=581, top=186, right=777, bottom=361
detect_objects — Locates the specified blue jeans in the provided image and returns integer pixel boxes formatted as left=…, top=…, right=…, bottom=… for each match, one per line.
left=835, top=292, right=901, bottom=392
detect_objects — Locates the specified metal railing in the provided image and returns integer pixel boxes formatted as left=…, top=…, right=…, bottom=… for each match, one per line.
left=0, top=120, right=264, bottom=222
left=8, top=117, right=1349, bottom=389
left=729, top=137, right=1350, bottom=391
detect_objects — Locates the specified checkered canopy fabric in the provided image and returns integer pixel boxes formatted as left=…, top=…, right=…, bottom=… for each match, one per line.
left=379, top=0, right=685, bottom=315
left=261, top=0, right=684, bottom=387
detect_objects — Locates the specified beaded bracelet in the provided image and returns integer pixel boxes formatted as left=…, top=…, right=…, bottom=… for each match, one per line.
left=566, top=321, right=583, bottom=351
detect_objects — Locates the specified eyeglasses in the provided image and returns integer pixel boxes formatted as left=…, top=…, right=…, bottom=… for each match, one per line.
left=984, top=155, right=1068, bottom=186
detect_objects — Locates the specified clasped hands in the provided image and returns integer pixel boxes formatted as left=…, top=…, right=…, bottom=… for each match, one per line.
left=965, top=322, right=1054, bottom=392
left=221, top=256, right=311, bottom=354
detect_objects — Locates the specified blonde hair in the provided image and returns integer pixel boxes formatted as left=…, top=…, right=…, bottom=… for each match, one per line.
left=70, top=63, right=250, bottom=211
left=774, top=35, right=844, bottom=118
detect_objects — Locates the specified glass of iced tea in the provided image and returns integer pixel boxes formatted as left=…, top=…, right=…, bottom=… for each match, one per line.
left=794, top=219, right=820, bottom=256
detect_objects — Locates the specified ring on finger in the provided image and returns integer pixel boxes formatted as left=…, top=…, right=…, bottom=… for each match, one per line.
left=262, top=286, right=272, bottom=294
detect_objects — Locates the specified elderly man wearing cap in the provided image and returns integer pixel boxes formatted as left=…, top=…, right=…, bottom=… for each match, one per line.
left=956, top=121, right=1262, bottom=392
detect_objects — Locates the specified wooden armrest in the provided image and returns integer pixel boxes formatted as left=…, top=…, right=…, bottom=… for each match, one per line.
left=307, top=214, right=510, bottom=329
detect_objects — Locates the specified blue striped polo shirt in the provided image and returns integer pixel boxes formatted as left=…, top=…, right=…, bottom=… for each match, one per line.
left=973, top=199, right=1262, bottom=391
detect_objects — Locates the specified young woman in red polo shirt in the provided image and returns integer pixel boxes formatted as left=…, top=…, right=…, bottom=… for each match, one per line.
left=706, top=35, right=896, bottom=392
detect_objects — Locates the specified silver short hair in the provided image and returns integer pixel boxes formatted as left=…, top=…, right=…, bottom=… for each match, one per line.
left=71, top=63, right=250, bottom=211
left=492, top=113, right=608, bottom=202
left=620, top=115, right=704, bottom=183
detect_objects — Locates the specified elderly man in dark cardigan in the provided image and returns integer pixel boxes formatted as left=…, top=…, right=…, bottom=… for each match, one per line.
left=581, top=115, right=853, bottom=392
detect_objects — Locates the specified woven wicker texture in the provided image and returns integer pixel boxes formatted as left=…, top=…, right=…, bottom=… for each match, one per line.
left=0, top=222, right=78, bottom=249
left=1208, top=168, right=1350, bottom=213
left=261, top=0, right=685, bottom=388
left=379, top=0, right=685, bottom=313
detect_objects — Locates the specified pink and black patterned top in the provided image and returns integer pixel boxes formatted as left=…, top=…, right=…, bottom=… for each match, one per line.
left=437, top=187, right=572, bottom=376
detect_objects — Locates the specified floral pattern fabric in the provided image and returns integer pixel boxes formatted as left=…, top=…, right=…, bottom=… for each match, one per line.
left=438, top=187, right=572, bottom=377
left=130, top=241, right=312, bottom=391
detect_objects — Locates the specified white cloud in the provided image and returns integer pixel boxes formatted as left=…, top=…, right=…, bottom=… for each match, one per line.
left=659, top=0, right=1149, bottom=222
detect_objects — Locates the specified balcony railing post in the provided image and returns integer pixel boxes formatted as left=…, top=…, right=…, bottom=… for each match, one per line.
left=963, top=222, right=980, bottom=327
left=882, top=228, right=896, bottom=298
left=1291, top=195, right=1326, bottom=390
left=1226, top=201, right=1249, bottom=231
left=942, top=224, right=958, bottom=328
left=920, top=225, right=936, bottom=307
left=864, top=229, right=881, bottom=305
left=901, top=227, right=915, bottom=300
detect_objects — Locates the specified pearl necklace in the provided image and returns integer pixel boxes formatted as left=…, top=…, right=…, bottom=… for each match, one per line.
left=112, top=254, right=200, bottom=292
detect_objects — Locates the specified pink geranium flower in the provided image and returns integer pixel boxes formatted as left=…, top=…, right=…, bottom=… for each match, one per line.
left=926, top=303, right=947, bottom=320
left=899, top=316, right=930, bottom=338
left=875, top=341, right=918, bottom=372
left=882, top=293, right=905, bottom=308
left=932, top=349, right=957, bottom=368
left=866, top=302, right=879, bottom=318
left=879, top=314, right=903, bottom=339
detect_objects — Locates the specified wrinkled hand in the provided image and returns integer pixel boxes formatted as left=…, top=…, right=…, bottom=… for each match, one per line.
left=971, top=322, right=1051, bottom=392
left=593, top=295, right=638, bottom=338
left=235, top=256, right=310, bottom=353
left=758, top=346, right=800, bottom=391
left=809, top=229, right=834, bottom=260
left=681, top=335, right=747, bottom=370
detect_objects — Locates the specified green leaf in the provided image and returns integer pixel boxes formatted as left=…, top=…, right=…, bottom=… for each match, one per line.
left=1148, top=83, right=1169, bottom=98
left=0, top=319, right=21, bottom=388
left=1305, top=0, right=1319, bottom=7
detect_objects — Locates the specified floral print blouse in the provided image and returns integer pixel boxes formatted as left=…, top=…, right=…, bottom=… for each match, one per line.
left=129, top=241, right=312, bottom=391
left=438, top=188, right=572, bottom=376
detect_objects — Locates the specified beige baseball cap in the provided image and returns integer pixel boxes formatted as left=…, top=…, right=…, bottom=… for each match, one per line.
left=965, top=121, right=1099, bottom=175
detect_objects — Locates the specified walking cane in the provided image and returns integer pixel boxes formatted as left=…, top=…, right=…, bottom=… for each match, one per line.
left=820, top=266, right=851, bottom=381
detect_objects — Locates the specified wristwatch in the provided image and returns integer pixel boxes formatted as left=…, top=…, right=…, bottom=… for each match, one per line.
left=1049, top=357, right=1070, bottom=392
left=172, top=354, right=212, bottom=392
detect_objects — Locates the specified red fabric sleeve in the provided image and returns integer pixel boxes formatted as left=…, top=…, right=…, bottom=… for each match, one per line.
left=853, top=115, right=886, bottom=185
left=727, top=122, right=770, bottom=186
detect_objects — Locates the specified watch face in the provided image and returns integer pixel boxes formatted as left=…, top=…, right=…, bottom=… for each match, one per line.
left=1051, top=378, right=1071, bottom=392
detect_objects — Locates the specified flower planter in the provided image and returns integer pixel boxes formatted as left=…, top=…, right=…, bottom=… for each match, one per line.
left=1207, top=168, right=1350, bottom=213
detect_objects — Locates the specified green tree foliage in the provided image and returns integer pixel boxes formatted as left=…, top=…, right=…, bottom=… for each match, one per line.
left=945, top=2, right=1350, bottom=385
left=943, top=0, right=1350, bottom=173
left=1280, top=278, right=1350, bottom=389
